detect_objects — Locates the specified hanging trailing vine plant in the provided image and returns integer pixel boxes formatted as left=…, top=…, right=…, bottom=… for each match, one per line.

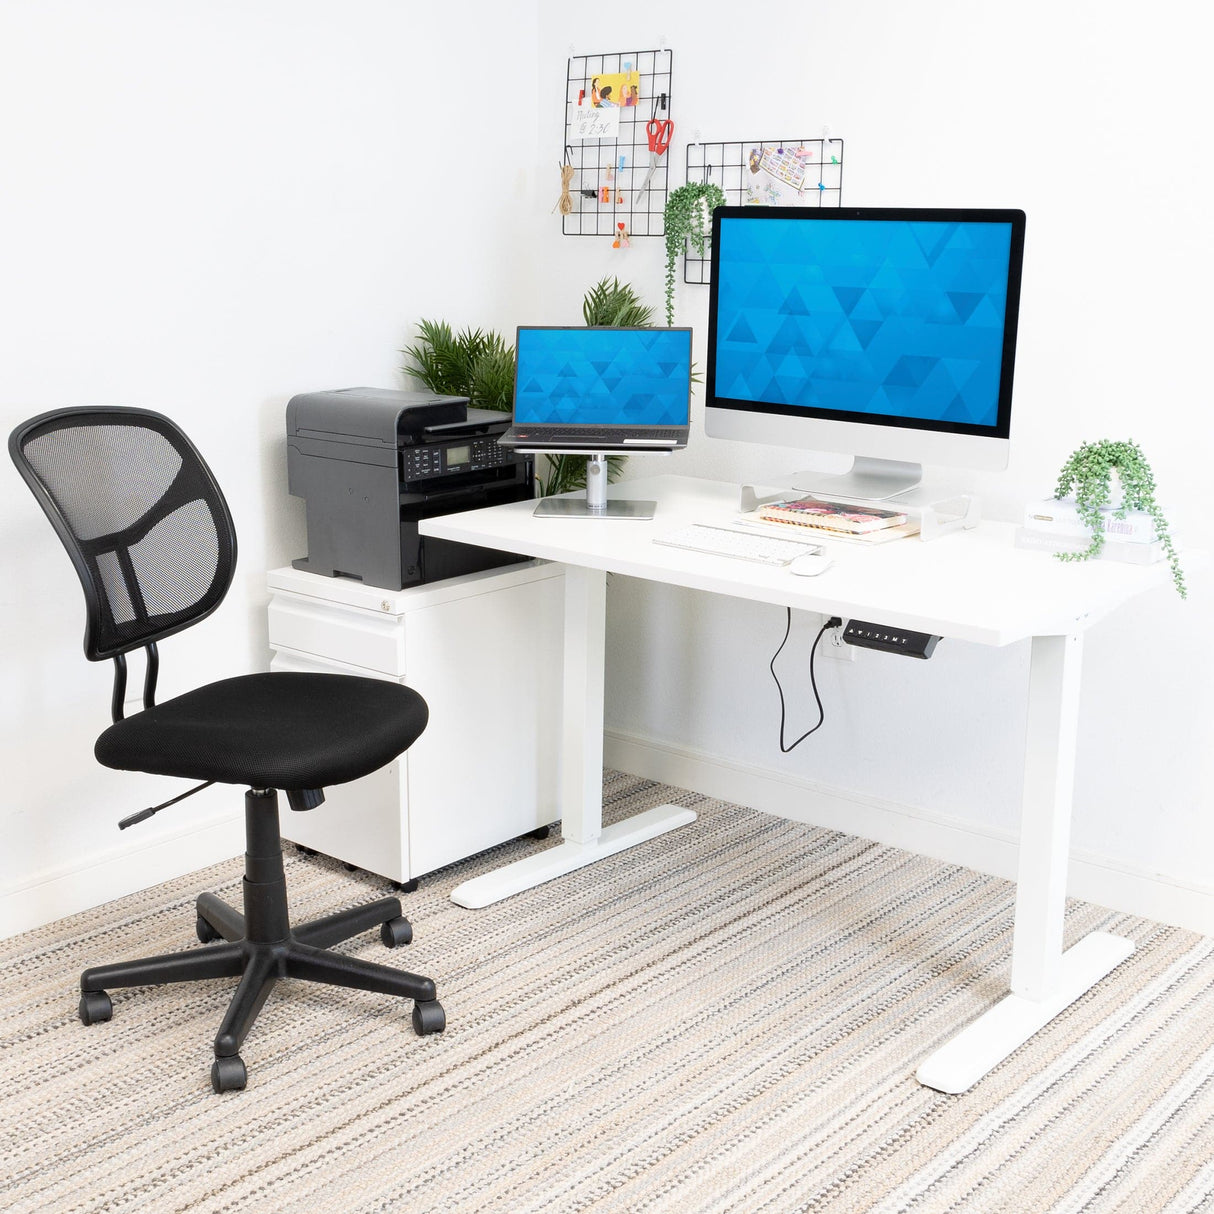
left=663, top=182, right=726, bottom=326
left=1053, top=439, right=1185, bottom=598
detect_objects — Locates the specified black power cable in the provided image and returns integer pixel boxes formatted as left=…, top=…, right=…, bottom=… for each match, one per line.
left=769, top=612, right=842, bottom=753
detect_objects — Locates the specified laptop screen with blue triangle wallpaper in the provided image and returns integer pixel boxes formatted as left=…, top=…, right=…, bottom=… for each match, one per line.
left=513, top=327, right=692, bottom=427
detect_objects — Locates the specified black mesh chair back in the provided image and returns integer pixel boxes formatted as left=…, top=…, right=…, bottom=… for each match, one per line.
left=9, top=406, right=237, bottom=662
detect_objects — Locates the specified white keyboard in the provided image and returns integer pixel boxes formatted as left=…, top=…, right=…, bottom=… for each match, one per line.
left=653, top=523, right=823, bottom=566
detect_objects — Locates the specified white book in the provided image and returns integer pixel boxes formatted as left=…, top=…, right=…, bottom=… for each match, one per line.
left=1014, top=527, right=1166, bottom=565
left=1022, top=497, right=1158, bottom=543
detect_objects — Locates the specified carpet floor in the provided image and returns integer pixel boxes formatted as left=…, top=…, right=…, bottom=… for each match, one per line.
left=1, top=772, right=1212, bottom=1213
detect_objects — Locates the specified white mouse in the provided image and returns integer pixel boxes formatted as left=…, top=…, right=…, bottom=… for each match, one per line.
left=788, top=553, right=833, bottom=576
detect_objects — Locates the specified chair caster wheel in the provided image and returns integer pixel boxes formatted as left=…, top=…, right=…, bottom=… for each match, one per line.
left=79, top=990, right=113, bottom=1025
left=412, top=999, right=445, bottom=1035
left=211, top=1055, right=247, bottom=1093
left=381, top=916, right=413, bottom=948
left=196, top=914, right=222, bottom=943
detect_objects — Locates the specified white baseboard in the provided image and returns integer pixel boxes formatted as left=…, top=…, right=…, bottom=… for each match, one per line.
left=0, top=809, right=242, bottom=940
left=605, top=729, right=1214, bottom=937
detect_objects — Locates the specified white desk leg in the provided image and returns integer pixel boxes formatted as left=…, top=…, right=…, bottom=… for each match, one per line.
left=450, top=565, right=696, bottom=908
left=916, top=633, right=1134, bottom=1093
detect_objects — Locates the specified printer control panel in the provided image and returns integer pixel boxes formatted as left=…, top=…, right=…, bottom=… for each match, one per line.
left=401, top=435, right=516, bottom=482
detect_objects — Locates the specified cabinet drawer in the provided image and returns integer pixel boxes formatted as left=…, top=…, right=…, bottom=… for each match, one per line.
left=268, top=593, right=407, bottom=675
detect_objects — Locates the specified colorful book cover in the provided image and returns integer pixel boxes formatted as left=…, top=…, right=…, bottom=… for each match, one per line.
left=756, top=497, right=908, bottom=534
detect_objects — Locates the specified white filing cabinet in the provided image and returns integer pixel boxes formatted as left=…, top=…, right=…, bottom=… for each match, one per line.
left=267, top=560, right=564, bottom=884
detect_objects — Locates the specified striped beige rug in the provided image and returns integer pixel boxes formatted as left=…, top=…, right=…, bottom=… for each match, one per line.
left=2, top=772, right=1212, bottom=1213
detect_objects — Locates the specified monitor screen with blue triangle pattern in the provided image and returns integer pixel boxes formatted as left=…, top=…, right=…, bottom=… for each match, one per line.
left=710, top=211, right=1021, bottom=432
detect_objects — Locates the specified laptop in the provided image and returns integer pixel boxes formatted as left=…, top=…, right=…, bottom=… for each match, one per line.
left=497, top=326, right=693, bottom=451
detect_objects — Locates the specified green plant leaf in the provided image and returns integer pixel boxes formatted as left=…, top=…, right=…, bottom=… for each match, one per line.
left=468, top=343, right=514, bottom=413
left=539, top=452, right=626, bottom=496
left=582, top=277, right=655, bottom=328
left=402, top=320, right=516, bottom=411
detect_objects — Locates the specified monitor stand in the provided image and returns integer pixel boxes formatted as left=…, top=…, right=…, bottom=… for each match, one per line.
left=790, top=456, right=922, bottom=502
left=533, top=454, right=656, bottom=519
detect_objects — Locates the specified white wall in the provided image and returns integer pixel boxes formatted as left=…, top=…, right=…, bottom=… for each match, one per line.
left=535, top=1, right=1214, bottom=930
left=0, top=1, right=541, bottom=935
left=2, top=0, right=1209, bottom=938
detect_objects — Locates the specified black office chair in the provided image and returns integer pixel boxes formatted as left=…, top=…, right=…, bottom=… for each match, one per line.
left=9, top=406, right=445, bottom=1093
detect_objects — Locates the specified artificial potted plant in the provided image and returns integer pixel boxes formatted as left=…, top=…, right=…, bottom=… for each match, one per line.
left=663, top=182, right=727, bottom=326
left=1053, top=438, right=1185, bottom=598
left=401, top=320, right=515, bottom=413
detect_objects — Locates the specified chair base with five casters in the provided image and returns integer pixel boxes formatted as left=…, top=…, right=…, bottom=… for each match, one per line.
left=78, top=787, right=445, bottom=1094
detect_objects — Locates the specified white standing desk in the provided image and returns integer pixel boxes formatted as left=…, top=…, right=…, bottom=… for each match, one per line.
left=421, top=475, right=1181, bottom=1093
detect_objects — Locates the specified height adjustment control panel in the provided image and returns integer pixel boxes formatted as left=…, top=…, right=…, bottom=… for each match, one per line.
left=842, top=619, right=941, bottom=660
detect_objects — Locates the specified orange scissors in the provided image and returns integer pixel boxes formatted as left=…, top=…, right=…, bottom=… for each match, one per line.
left=635, top=119, right=674, bottom=203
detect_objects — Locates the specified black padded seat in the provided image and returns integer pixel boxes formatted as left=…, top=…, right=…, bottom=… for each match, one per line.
left=95, top=672, right=428, bottom=790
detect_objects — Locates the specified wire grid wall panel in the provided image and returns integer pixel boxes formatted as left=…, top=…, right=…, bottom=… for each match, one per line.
left=561, top=49, right=673, bottom=238
left=682, top=136, right=845, bottom=283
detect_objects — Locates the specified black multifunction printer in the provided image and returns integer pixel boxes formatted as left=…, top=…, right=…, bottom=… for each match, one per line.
left=286, top=387, right=534, bottom=590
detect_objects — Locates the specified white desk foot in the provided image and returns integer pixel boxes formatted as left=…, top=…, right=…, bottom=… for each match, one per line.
left=916, top=931, right=1135, bottom=1094
left=450, top=804, right=698, bottom=909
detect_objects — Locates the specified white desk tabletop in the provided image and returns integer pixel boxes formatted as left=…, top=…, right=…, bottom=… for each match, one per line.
left=421, top=475, right=1180, bottom=646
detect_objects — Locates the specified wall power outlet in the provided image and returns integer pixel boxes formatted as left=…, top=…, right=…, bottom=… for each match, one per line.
left=820, top=620, right=855, bottom=661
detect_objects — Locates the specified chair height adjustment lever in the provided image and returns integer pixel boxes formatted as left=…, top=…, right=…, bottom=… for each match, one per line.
left=118, top=781, right=215, bottom=830
left=286, top=788, right=325, bottom=812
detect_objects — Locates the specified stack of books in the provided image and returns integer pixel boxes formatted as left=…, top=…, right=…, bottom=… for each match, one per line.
left=1015, top=497, right=1166, bottom=565
left=755, top=496, right=918, bottom=543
